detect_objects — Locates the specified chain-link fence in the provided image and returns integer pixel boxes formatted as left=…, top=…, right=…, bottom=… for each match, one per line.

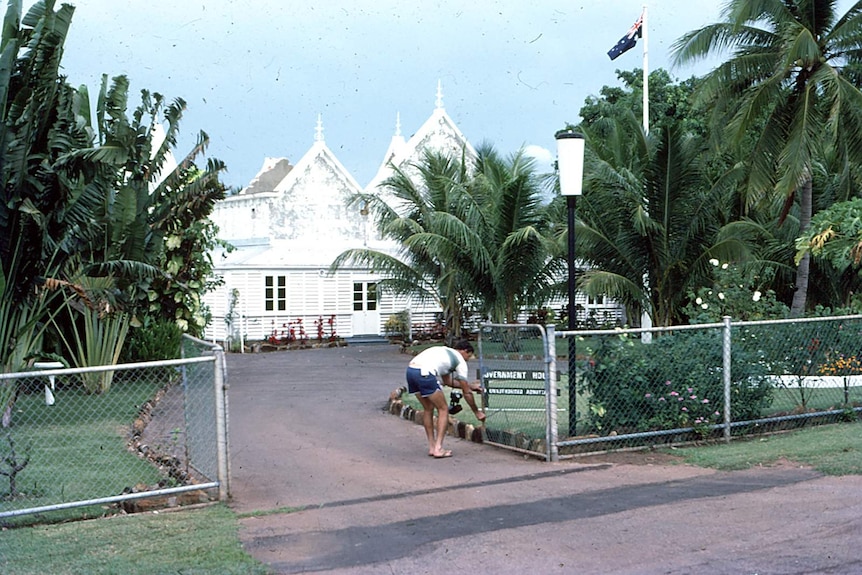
left=478, top=316, right=862, bottom=460
left=477, top=324, right=557, bottom=460
left=558, top=315, right=862, bottom=457
left=0, top=335, right=228, bottom=525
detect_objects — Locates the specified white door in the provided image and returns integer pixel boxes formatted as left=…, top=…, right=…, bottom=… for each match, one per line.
left=351, top=281, right=380, bottom=335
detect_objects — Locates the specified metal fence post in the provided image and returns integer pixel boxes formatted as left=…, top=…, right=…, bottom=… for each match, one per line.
left=546, top=325, right=559, bottom=462
left=723, top=316, right=732, bottom=443
left=213, top=347, right=230, bottom=500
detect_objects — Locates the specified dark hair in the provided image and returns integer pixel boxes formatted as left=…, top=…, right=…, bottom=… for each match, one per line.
left=453, top=340, right=474, bottom=353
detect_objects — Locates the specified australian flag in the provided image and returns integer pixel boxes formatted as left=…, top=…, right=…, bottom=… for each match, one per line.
left=607, top=13, right=643, bottom=61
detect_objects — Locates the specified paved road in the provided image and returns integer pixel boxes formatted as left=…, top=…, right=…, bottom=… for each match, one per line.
left=227, top=344, right=862, bottom=575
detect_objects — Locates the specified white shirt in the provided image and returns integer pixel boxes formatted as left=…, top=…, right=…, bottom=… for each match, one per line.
left=409, top=346, right=468, bottom=382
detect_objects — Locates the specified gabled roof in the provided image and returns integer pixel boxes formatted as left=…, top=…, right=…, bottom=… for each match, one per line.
left=272, top=132, right=363, bottom=195
left=366, top=112, right=407, bottom=191
left=364, top=81, right=476, bottom=193
left=241, top=157, right=293, bottom=195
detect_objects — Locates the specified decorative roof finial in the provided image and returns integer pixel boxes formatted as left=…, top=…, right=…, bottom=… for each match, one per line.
left=436, top=80, right=444, bottom=109
left=395, top=112, right=402, bottom=137
left=315, top=113, right=324, bottom=142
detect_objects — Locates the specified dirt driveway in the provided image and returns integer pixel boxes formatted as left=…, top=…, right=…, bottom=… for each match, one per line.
left=227, top=344, right=862, bottom=575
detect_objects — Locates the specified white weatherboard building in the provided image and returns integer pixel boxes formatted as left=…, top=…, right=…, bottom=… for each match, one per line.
left=203, top=84, right=623, bottom=345
left=204, top=84, right=476, bottom=344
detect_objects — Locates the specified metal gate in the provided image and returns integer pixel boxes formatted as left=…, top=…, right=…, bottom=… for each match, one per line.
left=477, top=323, right=558, bottom=461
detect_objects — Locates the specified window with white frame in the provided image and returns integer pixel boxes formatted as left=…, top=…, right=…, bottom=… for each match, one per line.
left=353, top=282, right=377, bottom=311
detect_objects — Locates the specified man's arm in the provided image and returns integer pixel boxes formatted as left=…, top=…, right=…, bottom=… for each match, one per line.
left=453, top=377, right=486, bottom=421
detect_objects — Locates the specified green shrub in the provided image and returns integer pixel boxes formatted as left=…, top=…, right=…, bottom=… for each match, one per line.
left=121, top=318, right=183, bottom=363
left=581, top=329, right=773, bottom=434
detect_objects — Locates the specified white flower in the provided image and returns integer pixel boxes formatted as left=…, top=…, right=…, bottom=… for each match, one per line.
left=701, top=303, right=709, bottom=309
left=718, top=292, right=725, bottom=300
left=709, top=258, right=719, bottom=267
left=752, top=291, right=762, bottom=302
left=695, top=297, right=703, bottom=305
left=721, top=263, right=729, bottom=270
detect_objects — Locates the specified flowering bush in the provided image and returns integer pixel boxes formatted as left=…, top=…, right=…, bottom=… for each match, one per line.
left=818, top=354, right=862, bottom=376
left=683, top=259, right=788, bottom=323
left=581, top=329, right=772, bottom=435
left=268, top=318, right=309, bottom=344
left=314, top=314, right=338, bottom=342
left=645, top=381, right=720, bottom=438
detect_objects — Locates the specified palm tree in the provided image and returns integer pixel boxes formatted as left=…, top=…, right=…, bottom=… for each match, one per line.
left=573, top=110, right=738, bottom=327
left=331, top=144, right=556, bottom=339
left=332, top=148, right=477, bottom=339
left=469, top=144, right=557, bottom=324
left=672, top=0, right=862, bottom=316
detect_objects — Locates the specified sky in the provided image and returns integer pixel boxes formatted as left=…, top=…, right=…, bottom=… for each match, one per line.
left=53, top=1, right=777, bottom=189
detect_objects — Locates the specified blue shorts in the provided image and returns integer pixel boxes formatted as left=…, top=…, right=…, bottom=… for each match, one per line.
left=406, top=367, right=442, bottom=397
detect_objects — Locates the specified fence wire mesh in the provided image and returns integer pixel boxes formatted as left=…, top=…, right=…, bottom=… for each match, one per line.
left=474, top=316, right=862, bottom=458
left=0, top=337, right=225, bottom=525
left=477, top=324, right=554, bottom=458
left=560, top=315, right=862, bottom=455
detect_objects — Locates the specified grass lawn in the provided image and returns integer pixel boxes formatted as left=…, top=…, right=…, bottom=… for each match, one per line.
left=672, top=420, right=862, bottom=475
left=0, top=503, right=269, bottom=575
left=1, top=379, right=168, bottom=526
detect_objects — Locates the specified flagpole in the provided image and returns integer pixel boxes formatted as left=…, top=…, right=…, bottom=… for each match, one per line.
left=641, top=3, right=653, bottom=342
left=642, top=4, right=649, bottom=135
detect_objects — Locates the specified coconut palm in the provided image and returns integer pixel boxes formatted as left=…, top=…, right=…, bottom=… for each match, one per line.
left=573, top=110, right=739, bottom=327
left=331, top=148, right=477, bottom=339
left=469, top=144, right=558, bottom=323
left=672, top=0, right=862, bottom=316
left=331, top=144, right=556, bottom=338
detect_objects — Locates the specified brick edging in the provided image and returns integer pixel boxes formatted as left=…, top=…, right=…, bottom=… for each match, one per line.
left=387, top=386, right=485, bottom=444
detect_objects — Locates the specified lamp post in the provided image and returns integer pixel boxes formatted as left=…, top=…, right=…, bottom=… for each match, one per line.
left=555, top=129, right=585, bottom=438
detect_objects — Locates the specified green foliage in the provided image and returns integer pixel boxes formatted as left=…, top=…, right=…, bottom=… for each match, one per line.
left=384, top=310, right=410, bottom=339
left=580, top=68, right=707, bottom=138
left=672, top=0, right=862, bottom=317
left=0, top=1, right=88, bottom=307
left=797, top=197, right=862, bottom=271
left=62, top=308, right=130, bottom=394
left=683, top=259, right=789, bottom=323
left=643, top=383, right=721, bottom=439
left=0, top=0, right=227, bottom=381
left=735, top=318, right=862, bottom=410
left=146, top=205, right=227, bottom=337
left=69, top=76, right=228, bottom=335
left=572, top=109, right=737, bottom=327
left=121, top=317, right=183, bottom=363
left=333, top=145, right=556, bottom=339
left=581, top=331, right=773, bottom=434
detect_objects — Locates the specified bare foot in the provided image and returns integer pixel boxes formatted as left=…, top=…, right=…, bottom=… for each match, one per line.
left=431, top=449, right=453, bottom=459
